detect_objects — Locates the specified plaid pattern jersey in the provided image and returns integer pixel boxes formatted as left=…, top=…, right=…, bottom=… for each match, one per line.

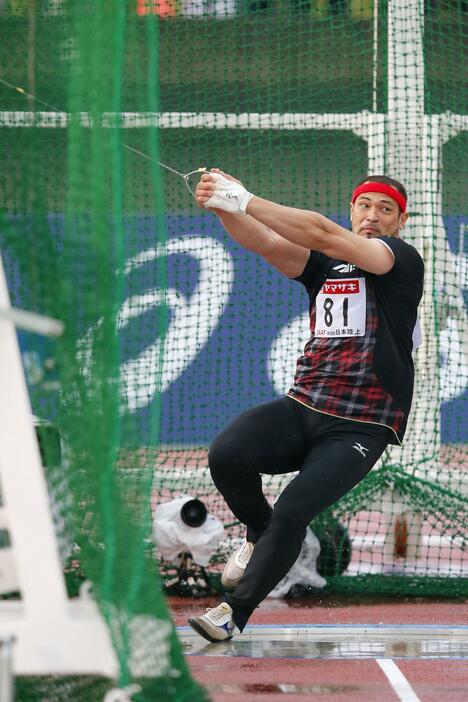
left=288, top=267, right=405, bottom=444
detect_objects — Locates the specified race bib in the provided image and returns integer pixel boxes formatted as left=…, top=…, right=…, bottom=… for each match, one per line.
left=314, top=278, right=366, bottom=337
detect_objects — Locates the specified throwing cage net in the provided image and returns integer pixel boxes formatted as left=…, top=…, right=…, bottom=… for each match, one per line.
left=0, top=0, right=466, bottom=700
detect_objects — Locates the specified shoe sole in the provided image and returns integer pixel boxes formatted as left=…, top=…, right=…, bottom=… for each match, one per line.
left=187, top=617, right=233, bottom=644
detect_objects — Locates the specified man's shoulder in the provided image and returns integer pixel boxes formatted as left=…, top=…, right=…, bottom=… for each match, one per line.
left=377, top=236, right=424, bottom=279
left=373, top=236, right=424, bottom=305
left=378, top=235, right=423, bottom=262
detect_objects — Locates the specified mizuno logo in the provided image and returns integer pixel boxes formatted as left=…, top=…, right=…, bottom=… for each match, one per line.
left=352, top=443, right=369, bottom=457
left=333, top=263, right=356, bottom=273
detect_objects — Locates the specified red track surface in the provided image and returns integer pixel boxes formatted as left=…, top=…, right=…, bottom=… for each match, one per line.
left=170, top=595, right=468, bottom=701
left=188, top=658, right=399, bottom=702
left=187, top=658, right=468, bottom=702
left=170, top=594, right=468, bottom=626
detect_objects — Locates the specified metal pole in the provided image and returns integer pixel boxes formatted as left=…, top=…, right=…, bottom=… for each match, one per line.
left=384, top=0, right=440, bottom=471
left=372, top=0, right=379, bottom=114
left=367, top=0, right=385, bottom=175
left=0, top=636, right=14, bottom=702
left=379, top=0, right=450, bottom=566
left=0, top=307, right=64, bottom=338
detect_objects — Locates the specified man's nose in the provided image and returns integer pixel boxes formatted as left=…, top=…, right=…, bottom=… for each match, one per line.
left=365, top=208, right=379, bottom=220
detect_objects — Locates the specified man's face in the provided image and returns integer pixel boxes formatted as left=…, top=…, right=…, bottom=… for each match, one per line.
left=350, top=189, right=408, bottom=239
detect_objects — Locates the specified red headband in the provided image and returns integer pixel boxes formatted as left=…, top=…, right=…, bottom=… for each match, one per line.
left=351, top=182, right=407, bottom=213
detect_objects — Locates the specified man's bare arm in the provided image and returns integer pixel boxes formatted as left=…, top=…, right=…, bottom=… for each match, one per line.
left=246, top=197, right=395, bottom=275
left=214, top=209, right=309, bottom=278
left=198, top=170, right=309, bottom=278
left=198, top=172, right=395, bottom=276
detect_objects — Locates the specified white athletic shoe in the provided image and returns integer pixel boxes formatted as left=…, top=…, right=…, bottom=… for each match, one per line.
left=188, top=602, right=239, bottom=643
left=221, top=541, right=254, bottom=589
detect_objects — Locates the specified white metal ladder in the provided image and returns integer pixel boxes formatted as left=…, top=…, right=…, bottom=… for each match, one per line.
left=0, top=254, right=117, bottom=680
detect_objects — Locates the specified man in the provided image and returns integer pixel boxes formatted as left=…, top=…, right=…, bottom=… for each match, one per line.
left=187, top=170, right=424, bottom=643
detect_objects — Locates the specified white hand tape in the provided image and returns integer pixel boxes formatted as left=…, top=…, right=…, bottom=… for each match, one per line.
left=204, top=173, right=253, bottom=214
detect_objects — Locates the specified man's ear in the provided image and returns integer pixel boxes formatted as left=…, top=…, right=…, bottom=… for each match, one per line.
left=399, top=211, right=409, bottom=229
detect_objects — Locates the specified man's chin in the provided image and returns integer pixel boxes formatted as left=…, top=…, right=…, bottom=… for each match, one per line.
left=359, top=229, right=379, bottom=238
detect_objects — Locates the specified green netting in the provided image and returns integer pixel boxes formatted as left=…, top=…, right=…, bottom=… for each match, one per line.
left=0, top=1, right=467, bottom=700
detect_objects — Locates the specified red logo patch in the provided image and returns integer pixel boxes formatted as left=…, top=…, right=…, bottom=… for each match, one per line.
left=321, top=279, right=360, bottom=295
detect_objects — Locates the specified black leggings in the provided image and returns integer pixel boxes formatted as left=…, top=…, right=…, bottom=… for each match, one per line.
left=208, top=396, right=392, bottom=631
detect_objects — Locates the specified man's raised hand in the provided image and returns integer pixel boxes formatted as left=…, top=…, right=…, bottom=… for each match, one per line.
left=195, top=170, right=253, bottom=215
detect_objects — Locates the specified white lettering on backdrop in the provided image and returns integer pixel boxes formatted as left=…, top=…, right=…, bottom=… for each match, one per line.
left=78, top=235, right=234, bottom=413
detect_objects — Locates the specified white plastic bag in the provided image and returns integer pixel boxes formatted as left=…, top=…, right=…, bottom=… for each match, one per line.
left=269, top=528, right=326, bottom=598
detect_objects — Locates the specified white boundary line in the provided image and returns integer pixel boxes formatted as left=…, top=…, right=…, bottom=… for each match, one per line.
left=178, top=623, right=468, bottom=640
left=376, top=658, right=421, bottom=702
